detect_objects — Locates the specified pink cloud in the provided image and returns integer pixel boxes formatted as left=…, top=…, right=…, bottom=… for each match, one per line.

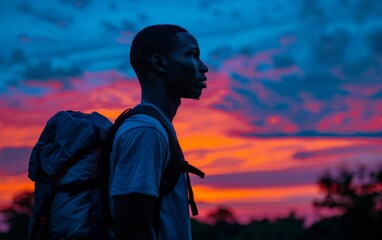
left=341, top=84, right=382, bottom=96
left=292, top=143, right=382, bottom=161
left=0, top=147, right=31, bottom=176
left=330, top=66, right=346, bottom=81
left=279, top=34, right=298, bottom=48
left=117, top=31, right=135, bottom=44
left=316, top=98, right=382, bottom=134
left=221, top=51, right=303, bottom=82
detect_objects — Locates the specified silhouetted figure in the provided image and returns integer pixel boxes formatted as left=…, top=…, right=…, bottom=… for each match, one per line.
left=109, top=24, right=208, bottom=240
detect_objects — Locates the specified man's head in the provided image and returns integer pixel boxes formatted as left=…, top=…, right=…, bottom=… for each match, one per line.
left=130, top=24, right=188, bottom=78
left=130, top=24, right=208, bottom=100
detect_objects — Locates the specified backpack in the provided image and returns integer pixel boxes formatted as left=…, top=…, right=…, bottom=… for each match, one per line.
left=28, top=105, right=205, bottom=240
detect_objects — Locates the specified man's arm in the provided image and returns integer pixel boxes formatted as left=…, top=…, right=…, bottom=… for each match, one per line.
left=114, top=193, right=157, bottom=240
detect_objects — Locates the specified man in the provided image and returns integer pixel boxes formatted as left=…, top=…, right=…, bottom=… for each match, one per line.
left=109, top=24, right=209, bottom=240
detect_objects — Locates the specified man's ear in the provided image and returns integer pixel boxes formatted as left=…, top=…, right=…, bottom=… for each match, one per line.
left=150, top=54, right=167, bottom=73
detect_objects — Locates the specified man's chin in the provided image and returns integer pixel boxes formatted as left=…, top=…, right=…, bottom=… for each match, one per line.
left=187, top=93, right=203, bottom=100
left=181, top=90, right=203, bottom=100
left=183, top=96, right=201, bottom=101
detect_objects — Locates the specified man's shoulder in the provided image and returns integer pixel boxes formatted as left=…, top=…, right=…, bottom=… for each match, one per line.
left=116, top=113, right=169, bottom=142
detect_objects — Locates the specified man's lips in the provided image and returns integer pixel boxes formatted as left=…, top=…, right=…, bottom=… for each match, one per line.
left=199, top=76, right=207, bottom=88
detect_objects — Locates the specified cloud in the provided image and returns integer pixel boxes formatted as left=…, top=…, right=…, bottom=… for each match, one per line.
left=210, top=48, right=382, bottom=136
left=23, top=61, right=82, bottom=83
left=101, top=19, right=137, bottom=33
left=367, top=27, right=382, bottom=55
left=58, top=0, right=92, bottom=9
left=0, top=70, right=141, bottom=148
left=192, top=166, right=322, bottom=189
left=292, top=143, right=382, bottom=161
left=202, top=157, right=246, bottom=169
left=300, top=0, right=325, bottom=23
left=272, top=54, right=295, bottom=69
left=18, top=2, right=73, bottom=28
left=0, top=147, right=31, bottom=175
left=353, top=0, right=382, bottom=21
left=7, top=49, right=28, bottom=65
left=313, top=29, right=350, bottom=65
left=2, top=0, right=382, bottom=140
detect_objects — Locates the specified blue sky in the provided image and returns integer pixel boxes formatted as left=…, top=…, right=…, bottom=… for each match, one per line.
left=2, top=0, right=382, bottom=137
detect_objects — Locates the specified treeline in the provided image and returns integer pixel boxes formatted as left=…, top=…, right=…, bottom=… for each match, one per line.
left=1, top=166, right=381, bottom=239
left=191, top=166, right=382, bottom=239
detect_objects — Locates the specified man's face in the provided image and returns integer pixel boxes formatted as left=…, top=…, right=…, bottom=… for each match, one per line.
left=164, top=32, right=209, bottom=100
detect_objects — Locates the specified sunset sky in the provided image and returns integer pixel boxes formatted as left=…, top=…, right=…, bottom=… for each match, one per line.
left=1, top=0, right=382, bottom=225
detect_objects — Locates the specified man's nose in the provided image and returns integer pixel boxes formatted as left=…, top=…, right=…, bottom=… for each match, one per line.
left=200, top=60, right=208, bottom=73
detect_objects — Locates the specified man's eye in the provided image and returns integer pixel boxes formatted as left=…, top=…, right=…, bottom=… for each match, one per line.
left=190, top=51, right=199, bottom=57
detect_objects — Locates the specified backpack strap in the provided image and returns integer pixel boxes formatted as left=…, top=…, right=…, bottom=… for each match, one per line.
left=128, top=105, right=205, bottom=215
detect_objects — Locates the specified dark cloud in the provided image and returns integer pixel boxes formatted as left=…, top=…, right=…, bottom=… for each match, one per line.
left=122, top=20, right=136, bottom=32
left=9, top=49, right=28, bottom=65
left=102, top=21, right=120, bottom=32
left=198, top=0, right=223, bottom=10
left=185, top=149, right=210, bottom=160
left=17, top=2, right=32, bottom=13
left=263, top=73, right=346, bottom=100
left=18, top=33, right=51, bottom=44
left=341, top=58, right=376, bottom=81
left=372, top=90, right=382, bottom=98
left=238, top=46, right=256, bottom=56
left=58, top=0, right=92, bottom=9
left=202, top=158, right=246, bottom=169
left=273, top=55, right=295, bottom=69
left=101, top=19, right=136, bottom=33
left=18, top=2, right=73, bottom=28
left=210, top=46, right=234, bottom=61
left=109, top=2, right=118, bottom=11
left=339, top=61, right=382, bottom=96
left=302, top=74, right=348, bottom=99
left=0, top=147, right=31, bottom=175
left=191, top=166, right=322, bottom=188
left=231, top=86, right=266, bottom=109
left=368, top=27, right=382, bottom=55
left=300, top=0, right=326, bottom=23
left=138, top=14, right=148, bottom=23
left=340, top=0, right=350, bottom=5
left=313, top=29, right=350, bottom=65
left=212, top=95, right=242, bottom=113
left=353, top=0, right=382, bottom=21
left=23, top=61, right=82, bottom=82
left=236, top=131, right=382, bottom=138
left=293, top=144, right=382, bottom=161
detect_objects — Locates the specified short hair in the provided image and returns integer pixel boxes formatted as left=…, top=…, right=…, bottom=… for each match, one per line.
left=130, top=24, right=188, bottom=77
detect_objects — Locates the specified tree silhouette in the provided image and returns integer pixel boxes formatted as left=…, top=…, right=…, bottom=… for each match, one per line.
left=0, top=191, right=33, bottom=240
left=314, top=166, right=382, bottom=214
left=207, top=207, right=237, bottom=225
left=232, top=212, right=305, bottom=240
left=191, top=207, right=242, bottom=240
left=309, top=166, right=382, bottom=239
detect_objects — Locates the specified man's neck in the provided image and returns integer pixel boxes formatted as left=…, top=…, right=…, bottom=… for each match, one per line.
left=140, top=94, right=181, bottom=122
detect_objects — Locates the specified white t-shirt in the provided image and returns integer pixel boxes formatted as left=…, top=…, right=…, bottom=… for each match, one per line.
left=109, top=104, right=191, bottom=240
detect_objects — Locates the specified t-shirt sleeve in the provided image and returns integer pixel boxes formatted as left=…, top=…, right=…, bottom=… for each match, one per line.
left=110, top=126, right=169, bottom=199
